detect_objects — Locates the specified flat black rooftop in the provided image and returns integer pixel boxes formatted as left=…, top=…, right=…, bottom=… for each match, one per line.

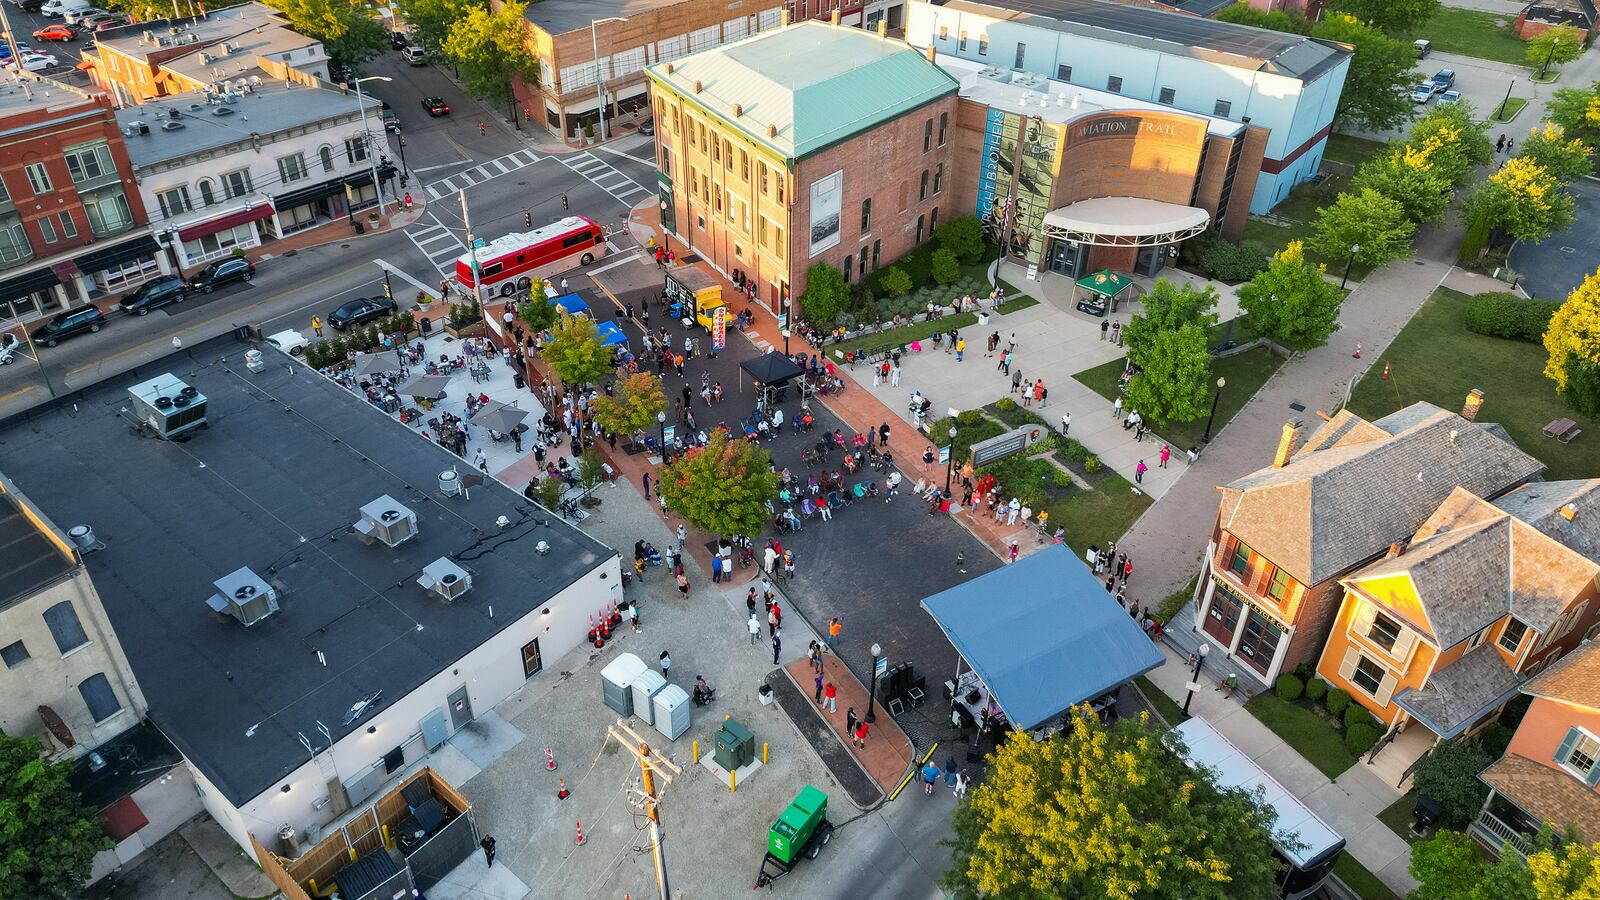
left=0, top=336, right=613, bottom=808
left=941, top=0, right=1350, bottom=81
left=0, top=488, right=76, bottom=614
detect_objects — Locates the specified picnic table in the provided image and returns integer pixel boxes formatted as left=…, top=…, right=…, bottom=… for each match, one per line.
left=1543, top=418, right=1582, bottom=443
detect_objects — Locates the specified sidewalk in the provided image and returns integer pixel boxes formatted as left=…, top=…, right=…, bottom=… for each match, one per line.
left=781, top=655, right=916, bottom=796
left=1143, top=642, right=1417, bottom=894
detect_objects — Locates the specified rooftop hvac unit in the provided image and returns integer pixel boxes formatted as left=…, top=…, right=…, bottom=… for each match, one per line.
left=418, top=558, right=471, bottom=601
left=438, top=469, right=460, bottom=497
left=205, top=566, right=280, bottom=627
left=354, top=495, right=417, bottom=548
left=127, top=373, right=207, bottom=439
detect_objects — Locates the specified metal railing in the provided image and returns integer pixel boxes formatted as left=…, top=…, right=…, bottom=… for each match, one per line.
left=1473, top=809, right=1533, bottom=858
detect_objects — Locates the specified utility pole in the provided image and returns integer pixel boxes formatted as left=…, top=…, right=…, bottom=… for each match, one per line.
left=459, top=189, right=483, bottom=308
left=608, top=722, right=682, bottom=900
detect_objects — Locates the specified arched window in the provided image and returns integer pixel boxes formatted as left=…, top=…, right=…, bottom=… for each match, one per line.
left=319, top=145, right=335, bottom=173
left=197, top=178, right=216, bottom=207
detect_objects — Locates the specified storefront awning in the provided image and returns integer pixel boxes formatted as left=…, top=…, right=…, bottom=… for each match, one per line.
left=1043, top=198, right=1210, bottom=247
left=72, top=233, right=161, bottom=274
left=0, top=266, right=60, bottom=304
left=272, top=178, right=348, bottom=210
left=176, top=205, right=274, bottom=242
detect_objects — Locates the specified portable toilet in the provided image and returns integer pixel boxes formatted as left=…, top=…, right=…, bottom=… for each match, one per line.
left=652, top=684, right=690, bottom=741
left=631, top=670, right=667, bottom=726
left=600, top=653, right=647, bottom=716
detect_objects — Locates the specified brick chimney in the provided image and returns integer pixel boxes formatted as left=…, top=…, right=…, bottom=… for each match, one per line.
left=831, top=9, right=840, bottom=26
left=781, top=8, right=789, bottom=26
left=926, top=42, right=937, bottom=63
left=1460, top=388, right=1485, bottom=422
left=1273, top=419, right=1302, bottom=468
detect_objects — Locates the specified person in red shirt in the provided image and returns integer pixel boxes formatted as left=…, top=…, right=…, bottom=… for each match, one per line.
left=823, top=682, right=837, bottom=713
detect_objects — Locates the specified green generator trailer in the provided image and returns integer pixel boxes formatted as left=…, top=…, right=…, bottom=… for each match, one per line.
left=754, top=785, right=835, bottom=888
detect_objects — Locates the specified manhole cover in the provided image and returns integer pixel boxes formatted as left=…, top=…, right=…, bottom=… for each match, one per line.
left=1289, top=401, right=1306, bottom=412
left=341, top=243, right=351, bottom=249
left=1561, top=247, right=1577, bottom=253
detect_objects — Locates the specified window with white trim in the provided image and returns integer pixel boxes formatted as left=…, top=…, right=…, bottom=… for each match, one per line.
left=758, top=9, right=781, bottom=30
left=1555, top=727, right=1600, bottom=783
left=25, top=162, right=52, bottom=195
left=157, top=186, right=191, bottom=218
left=724, top=17, right=749, bottom=41
left=689, top=25, right=719, bottom=52
left=223, top=169, right=252, bottom=198
left=1350, top=655, right=1384, bottom=695
left=1498, top=617, right=1528, bottom=653
left=277, top=153, right=308, bottom=184
left=612, top=47, right=645, bottom=76
left=655, top=34, right=689, bottom=62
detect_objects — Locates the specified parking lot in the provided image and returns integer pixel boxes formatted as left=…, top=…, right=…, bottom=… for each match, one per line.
left=3, top=0, right=103, bottom=78
left=1358, top=49, right=1540, bottom=145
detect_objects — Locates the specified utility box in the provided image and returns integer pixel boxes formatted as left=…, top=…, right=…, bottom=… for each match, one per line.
left=631, top=670, right=667, bottom=726
left=600, top=653, right=647, bottom=716
left=768, top=786, right=828, bottom=865
left=652, top=684, right=690, bottom=741
left=714, top=717, right=755, bottom=770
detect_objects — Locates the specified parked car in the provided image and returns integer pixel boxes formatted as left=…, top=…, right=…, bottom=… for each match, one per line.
left=119, top=275, right=188, bottom=316
left=1430, top=69, right=1455, bottom=93
left=421, top=96, right=449, bottom=117
left=329, top=62, right=356, bottom=84
left=31, top=305, right=107, bottom=348
left=187, top=257, right=255, bottom=293
left=32, top=23, right=77, bottom=41
left=11, top=52, right=61, bottom=72
left=0, top=41, right=31, bottom=59
left=93, top=16, right=127, bottom=30
left=8, top=0, right=47, bottom=12
left=1410, top=83, right=1435, bottom=104
left=264, top=329, right=308, bottom=356
left=1413, top=39, right=1431, bottom=58
left=59, top=4, right=105, bottom=23
left=328, top=297, right=397, bottom=330
left=638, top=116, right=654, bottom=135
left=382, top=101, right=401, bottom=133
left=389, top=31, right=408, bottom=50
left=0, top=332, right=19, bottom=365
left=39, top=0, right=92, bottom=17
left=81, top=12, right=124, bottom=29
left=401, top=46, right=425, bottom=65
left=1437, top=90, right=1462, bottom=108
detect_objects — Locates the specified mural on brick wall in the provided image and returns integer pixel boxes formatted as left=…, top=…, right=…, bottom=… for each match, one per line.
left=807, top=170, right=842, bottom=258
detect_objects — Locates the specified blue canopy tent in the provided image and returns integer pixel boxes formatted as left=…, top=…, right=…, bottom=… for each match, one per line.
left=920, top=543, right=1164, bottom=732
left=595, top=320, right=628, bottom=347
left=550, top=292, right=590, bottom=316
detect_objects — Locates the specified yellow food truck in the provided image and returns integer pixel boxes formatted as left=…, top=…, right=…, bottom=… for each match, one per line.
left=663, top=267, right=725, bottom=332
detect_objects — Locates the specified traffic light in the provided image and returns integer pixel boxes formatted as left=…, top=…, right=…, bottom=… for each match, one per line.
left=376, top=162, right=398, bottom=182
left=561, top=193, right=569, bottom=210
left=523, top=210, right=532, bottom=229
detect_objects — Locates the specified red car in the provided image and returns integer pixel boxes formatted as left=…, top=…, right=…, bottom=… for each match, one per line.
left=33, top=24, right=77, bottom=41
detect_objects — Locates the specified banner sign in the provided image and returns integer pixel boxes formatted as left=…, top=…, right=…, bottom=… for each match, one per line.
left=712, top=306, right=727, bottom=351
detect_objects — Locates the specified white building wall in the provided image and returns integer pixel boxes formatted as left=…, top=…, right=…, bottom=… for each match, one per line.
left=218, top=555, right=621, bottom=862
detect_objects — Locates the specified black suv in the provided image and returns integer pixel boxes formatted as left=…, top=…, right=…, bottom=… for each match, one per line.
left=188, top=257, right=255, bottom=294
left=31, top=305, right=108, bottom=348
left=329, top=297, right=397, bottom=330
left=121, top=275, right=187, bottom=315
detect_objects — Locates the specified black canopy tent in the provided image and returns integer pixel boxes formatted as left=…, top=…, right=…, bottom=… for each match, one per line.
left=738, top=350, right=804, bottom=395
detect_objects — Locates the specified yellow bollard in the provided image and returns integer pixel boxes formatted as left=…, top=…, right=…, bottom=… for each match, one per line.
left=731, top=769, right=737, bottom=792
left=763, top=742, right=769, bottom=764
left=308, top=879, right=319, bottom=895
left=693, top=739, right=699, bottom=764
left=348, top=847, right=357, bottom=861
left=383, top=824, right=392, bottom=849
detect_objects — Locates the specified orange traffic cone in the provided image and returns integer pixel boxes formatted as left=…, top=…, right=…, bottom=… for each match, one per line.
left=558, top=778, right=570, bottom=800
left=575, top=821, right=587, bottom=845
left=1353, top=342, right=1361, bottom=359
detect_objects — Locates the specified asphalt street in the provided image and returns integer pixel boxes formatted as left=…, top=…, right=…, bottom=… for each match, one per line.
left=1508, top=177, right=1600, bottom=300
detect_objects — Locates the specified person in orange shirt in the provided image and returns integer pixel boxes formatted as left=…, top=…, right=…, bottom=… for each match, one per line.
left=827, top=617, right=841, bottom=652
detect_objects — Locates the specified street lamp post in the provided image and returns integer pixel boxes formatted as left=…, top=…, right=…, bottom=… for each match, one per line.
left=397, top=135, right=409, bottom=183
left=1182, top=643, right=1211, bottom=715
left=866, top=642, right=883, bottom=723
left=1495, top=78, right=1516, bottom=121
left=353, top=76, right=393, bottom=214
left=944, top=425, right=957, bottom=494
left=657, top=410, right=667, bottom=461
left=590, top=16, right=628, bottom=142
left=1340, top=243, right=1360, bottom=290
left=1201, top=376, right=1227, bottom=443
left=781, top=328, right=790, bottom=356
left=1540, top=38, right=1560, bottom=79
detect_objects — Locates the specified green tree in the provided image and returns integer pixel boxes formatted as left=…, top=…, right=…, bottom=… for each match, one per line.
left=541, top=313, right=610, bottom=386
left=269, top=0, right=388, bottom=64
left=1408, top=101, right=1495, bottom=190
left=0, top=734, right=112, bottom=898
left=1351, top=142, right=1454, bottom=225
left=1409, top=830, right=1489, bottom=900
left=1126, top=324, right=1213, bottom=425
left=1238, top=242, right=1346, bottom=351
left=658, top=430, right=778, bottom=537
left=1308, top=188, right=1415, bottom=271
left=518, top=287, right=557, bottom=333
left=1310, top=15, right=1415, bottom=133
left=931, top=249, right=960, bottom=286
left=1526, top=25, right=1585, bottom=75
left=399, top=0, right=482, bottom=55
left=1410, top=826, right=1600, bottom=900
left=536, top=474, right=564, bottom=511
left=934, top=215, right=989, bottom=265
left=1121, top=277, right=1219, bottom=370
left=797, top=262, right=848, bottom=326
left=1544, top=266, right=1600, bottom=415
left=591, top=371, right=667, bottom=437
left=1412, top=738, right=1493, bottom=828
left=879, top=266, right=912, bottom=297
left=443, top=1, right=540, bottom=118
left=1328, top=0, right=1440, bottom=35
left=1518, top=122, right=1595, bottom=184
left=1466, top=156, right=1576, bottom=244
left=1216, top=2, right=1311, bottom=33
left=941, top=714, right=1283, bottom=900
left=1546, top=84, right=1600, bottom=149
left=578, top=447, right=606, bottom=494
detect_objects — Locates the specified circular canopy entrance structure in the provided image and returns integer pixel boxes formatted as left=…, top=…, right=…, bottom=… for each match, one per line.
left=1042, top=197, right=1211, bottom=247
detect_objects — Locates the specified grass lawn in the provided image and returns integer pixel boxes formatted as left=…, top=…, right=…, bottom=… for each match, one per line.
left=1323, top=133, right=1387, bottom=169
left=1489, top=96, right=1529, bottom=123
left=1346, top=287, right=1599, bottom=480
left=1334, top=851, right=1401, bottom=900
left=1245, top=692, right=1357, bottom=779
left=1045, top=473, right=1152, bottom=559
left=1241, top=176, right=1377, bottom=282
left=1136, top=675, right=1187, bottom=726
left=996, top=277, right=1025, bottom=300
left=995, top=295, right=1040, bottom=315
left=833, top=311, right=979, bottom=359
left=1072, top=346, right=1285, bottom=451
left=1378, top=791, right=1423, bottom=845
left=1405, top=10, right=1529, bottom=65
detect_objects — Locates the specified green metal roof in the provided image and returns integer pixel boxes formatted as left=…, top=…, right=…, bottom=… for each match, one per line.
left=645, top=21, right=959, bottom=161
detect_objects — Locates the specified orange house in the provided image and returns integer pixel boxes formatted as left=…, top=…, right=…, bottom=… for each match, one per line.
left=1316, top=480, right=1600, bottom=770
left=1473, top=639, right=1600, bottom=855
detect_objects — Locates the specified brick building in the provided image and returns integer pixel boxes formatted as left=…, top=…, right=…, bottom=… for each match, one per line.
left=516, top=0, right=783, bottom=143
left=1194, top=401, right=1543, bottom=688
left=0, top=77, right=155, bottom=325
left=1513, top=0, right=1596, bottom=40
left=783, top=0, right=907, bottom=29
left=646, top=19, right=959, bottom=310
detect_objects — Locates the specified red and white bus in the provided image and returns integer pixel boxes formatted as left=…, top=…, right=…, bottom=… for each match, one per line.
left=454, top=215, right=608, bottom=297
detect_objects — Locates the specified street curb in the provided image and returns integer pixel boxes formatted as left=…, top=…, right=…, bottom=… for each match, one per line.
left=771, top=665, right=890, bottom=813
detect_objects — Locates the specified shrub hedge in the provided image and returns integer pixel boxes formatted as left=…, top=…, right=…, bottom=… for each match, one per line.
left=1464, top=291, right=1561, bottom=343
left=1180, top=228, right=1270, bottom=283
left=1275, top=674, right=1305, bottom=702
left=1305, top=678, right=1328, bottom=701
left=1345, top=722, right=1381, bottom=755
left=1343, top=703, right=1378, bottom=731
left=1326, top=688, right=1351, bottom=716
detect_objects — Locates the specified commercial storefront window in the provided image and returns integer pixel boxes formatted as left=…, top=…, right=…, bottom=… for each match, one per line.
left=348, top=181, right=378, bottom=212
left=183, top=222, right=257, bottom=263
left=1205, top=580, right=1242, bottom=645
left=1237, top=608, right=1283, bottom=673
left=97, top=255, right=159, bottom=291
left=278, top=202, right=319, bottom=234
